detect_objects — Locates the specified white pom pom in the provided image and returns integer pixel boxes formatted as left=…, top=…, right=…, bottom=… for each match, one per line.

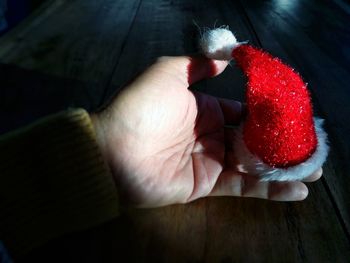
left=199, top=28, right=241, bottom=60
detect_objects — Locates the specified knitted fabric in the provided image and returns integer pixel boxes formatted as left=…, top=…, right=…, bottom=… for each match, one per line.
left=232, top=45, right=317, bottom=168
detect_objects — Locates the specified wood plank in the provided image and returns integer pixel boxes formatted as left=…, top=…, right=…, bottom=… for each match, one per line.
left=104, top=0, right=259, bottom=101
left=1, top=0, right=349, bottom=261
left=123, top=183, right=350, bottom=262
left=0, top=0, right=142, bottom=109
left=0, top=63, right=95, bottom=134
left=239, top=0, right=350, bottom=237
left=101, top=0, right=350, bottom=261
left=21, top=183, right=350, bottom=262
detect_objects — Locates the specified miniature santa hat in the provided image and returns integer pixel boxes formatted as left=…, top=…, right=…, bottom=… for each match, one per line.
left=200, top=28, right=329, bottom=181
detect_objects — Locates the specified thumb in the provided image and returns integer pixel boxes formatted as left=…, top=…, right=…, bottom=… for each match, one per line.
left=139, top=56, right=229, bottom=89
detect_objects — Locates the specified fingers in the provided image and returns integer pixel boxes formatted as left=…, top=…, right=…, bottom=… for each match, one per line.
left=218, top=98, right=243, bottom=125
left=302, top=168, right=323, bottom=182
left=186, top=56, right=228, bottom=85
left=268, top=181, right=308, bottom=201
left=209, top=169, right=309, bottom=201
left=155, top=56, right=228, bottom=87
left=224, top=127, right=236, bottom=152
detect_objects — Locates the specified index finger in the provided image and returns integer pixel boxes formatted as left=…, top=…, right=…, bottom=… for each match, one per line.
left=152, top=56, right=229, bottom=87
left=209, top=169, right=309, bottom=201
left=218, top=98, right=244, bottom=126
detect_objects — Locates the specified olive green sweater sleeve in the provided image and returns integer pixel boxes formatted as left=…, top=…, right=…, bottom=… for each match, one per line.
left=0, top=109, right=119, bottom=257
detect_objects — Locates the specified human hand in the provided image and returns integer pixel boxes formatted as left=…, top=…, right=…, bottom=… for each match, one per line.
left=91, top=56, right=322, bottom=207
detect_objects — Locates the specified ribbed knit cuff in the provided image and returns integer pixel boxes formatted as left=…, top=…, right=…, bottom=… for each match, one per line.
left=0, top=109, right=119, bottom=257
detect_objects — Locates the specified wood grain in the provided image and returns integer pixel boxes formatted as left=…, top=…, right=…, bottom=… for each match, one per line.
left=0, top=63, right=95, bottom=134
left=103, top=0, right=349, bottom=262
left=22, top=185, right=350, bottom=262
left=124, top=184, right=350, bottom=262
left=105, top=0, right=256, bottom=101
left=0, top=0, right=141, bottom=109
left=0, top=0, right=349, bottom=262
left=239, top=0, right=350, bottom=238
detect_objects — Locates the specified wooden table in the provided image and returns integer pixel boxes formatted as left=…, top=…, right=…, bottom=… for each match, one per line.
left=0, top=0, right=349, bottom=262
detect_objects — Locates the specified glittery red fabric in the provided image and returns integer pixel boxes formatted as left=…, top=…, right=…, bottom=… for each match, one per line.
left=232, top=45, right=317, bottom=168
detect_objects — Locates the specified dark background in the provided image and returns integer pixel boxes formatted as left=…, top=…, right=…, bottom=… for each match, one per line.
left=0, top=0, right=350, bottom=262
left=0, top=0, right=44, bottom=35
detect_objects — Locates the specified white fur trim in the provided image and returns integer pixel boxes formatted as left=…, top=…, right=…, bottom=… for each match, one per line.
left=234, top=118, right=329, bottom=181
left=199, top=27, right=243, bottom=60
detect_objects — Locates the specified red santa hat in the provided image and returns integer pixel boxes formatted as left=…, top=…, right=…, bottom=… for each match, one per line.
left=200, top=28, right=329, bottom=181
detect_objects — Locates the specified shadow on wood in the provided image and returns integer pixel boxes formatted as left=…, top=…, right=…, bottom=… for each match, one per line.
left=0, top=63, right=99, bottom=134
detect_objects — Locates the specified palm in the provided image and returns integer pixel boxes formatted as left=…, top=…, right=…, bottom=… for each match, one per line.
left=132, top=90, right=227, bottom=206
left=106, top=64, right=227, bottom=206
left=96, top=56, right=321, bottom=208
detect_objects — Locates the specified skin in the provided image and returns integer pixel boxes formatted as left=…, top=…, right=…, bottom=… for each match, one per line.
left=91, top=56, right=323, bottom=208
